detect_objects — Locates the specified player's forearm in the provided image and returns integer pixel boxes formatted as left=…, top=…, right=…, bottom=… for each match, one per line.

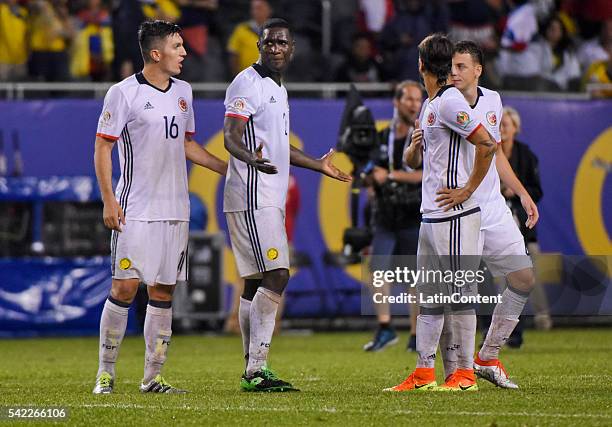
left=496, top=146, right=529, bottom=198
left=390, top=170, right=422, bottom=184
left=289, top=145, right=320, bottom=171
left=185, top=139, right=227, bottom=175
left=94, top=139, right=116, bottom=204
left=465, top=142, right=495, bottom=195
left=223, top=125, right=252, bottom=164
left=404, top=145, right=422, bottom=170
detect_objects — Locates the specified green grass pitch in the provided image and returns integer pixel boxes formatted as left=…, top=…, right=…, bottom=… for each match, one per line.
left=2, top=328, right=611, bottom=426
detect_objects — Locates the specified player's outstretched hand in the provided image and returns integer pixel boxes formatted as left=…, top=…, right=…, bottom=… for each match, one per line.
left=435, top=187, right=471, bottom=211
left=520, top=193, right=539, bottom=229
left=319, top=148, right=352, bottom=182
left=250, top=143, right=278, bottom=174
left=103, top=198, right=125, bottom=232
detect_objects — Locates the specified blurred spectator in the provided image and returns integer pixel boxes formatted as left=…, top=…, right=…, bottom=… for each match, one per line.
left=111, top=0, right=145, bottom=80
left=379, top=0, right=449, bottom=82
left=0, top=0, right=29, bottom=81
left=577, top=19, right=612, bottom=72
left=528, top=15, right=581, bottom=91
left=279, top=0, right=322, bottom=45
left=447, top=0, right=506, bottom=87
left=176, top=0, right=221, bottom=82
left=447, top=0, right=503, bottom=52
left=357, top=0, right=394, bottom=34
left=226, top=0, right=271, bottom=77
left=141, top=0, right=180, bottom=22
left=28, top=0, right=75, bottom=82
left=70, top=0, right=114, bottom=81
left=331, top=0, right=359, bottom=55
left=496, top=0, right=551, bottom=90
left=583, top=40, right=612, bottom=98
left=335, top=33, right=382, bottom=82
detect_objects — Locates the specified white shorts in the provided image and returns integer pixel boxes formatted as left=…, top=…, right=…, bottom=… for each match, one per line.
left=417, top=207, right=482, bottom=309
left=111, top=220, right=189, bottom=285
left=480, top=209, right=533, bottom=277
left=226, top=207, right=290, bottom=278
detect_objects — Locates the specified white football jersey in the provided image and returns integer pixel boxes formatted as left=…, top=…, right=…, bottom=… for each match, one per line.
left=223, top=64, right=290, bottom=212
left=96, top=73, right=194, bottom=221
left=419, top=85, right=485, bottom=220
left=465, top=86, right=510, bottom=229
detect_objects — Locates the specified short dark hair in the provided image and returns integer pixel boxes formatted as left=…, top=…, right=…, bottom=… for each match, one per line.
left=453, top=40, right=484, bottom=66
left=138, top=20, right=182, bottom=63
left=417, top=34, right=453, bottom=87
left=260, top=18, right=291, bottom=38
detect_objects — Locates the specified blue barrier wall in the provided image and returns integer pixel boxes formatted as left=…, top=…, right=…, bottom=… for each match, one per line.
left=0, top=97, right=610, bottom=331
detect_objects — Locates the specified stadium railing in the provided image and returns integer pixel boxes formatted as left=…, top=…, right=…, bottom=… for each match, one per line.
left=0, top=82, right=603, bottom=100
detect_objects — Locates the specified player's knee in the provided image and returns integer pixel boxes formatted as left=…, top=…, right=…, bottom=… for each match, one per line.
left=110, top=279, right=139, bottom=304
left=242, top=279, right=261, bottom=301
left=262, top=268, right=289, bottom=295
left=148, top=284, right=175, bottom=302
left=507, top=268, right=536, bottom=293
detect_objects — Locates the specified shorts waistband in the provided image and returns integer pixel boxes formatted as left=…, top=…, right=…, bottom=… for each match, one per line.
left=422, top=206, right=481, bottom=223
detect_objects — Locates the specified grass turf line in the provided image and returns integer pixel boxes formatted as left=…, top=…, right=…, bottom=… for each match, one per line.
left=1, top=329, right=611, bottom=426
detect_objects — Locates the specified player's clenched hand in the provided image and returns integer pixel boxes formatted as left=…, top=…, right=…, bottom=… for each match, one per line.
left=103, top=198, right=125, bottom=231
left=520, top=193, right=539, bottom=229
left=411, top=119, right=423, bottom=149
left=249, top=143, right=278, bottom=174
left=435, top=187, right=472, bottom=211
left=319, top=148, right=352, bottom=182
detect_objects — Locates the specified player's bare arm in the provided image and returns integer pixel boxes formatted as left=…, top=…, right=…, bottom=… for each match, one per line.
left=495, top=144, right=539, bottom=228
left=404, top=118, right=423, bottom=169
left=223, top=116, right=278, bottom=174
left=94, top=135, right=125, bottom=231
left=388, top=169, right=423, bottom=184
left=436, top=125, right=495, bottom=211
left=289, top=145, right=352, bottom=182
left=184, top=134, right=227, bottom=175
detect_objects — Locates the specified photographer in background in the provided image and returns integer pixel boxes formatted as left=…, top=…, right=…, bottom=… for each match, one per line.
left=362, top=80, right=424, bottom=352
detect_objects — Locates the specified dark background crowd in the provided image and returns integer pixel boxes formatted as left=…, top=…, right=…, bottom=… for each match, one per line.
left=0, top=0, right=611, bottom=94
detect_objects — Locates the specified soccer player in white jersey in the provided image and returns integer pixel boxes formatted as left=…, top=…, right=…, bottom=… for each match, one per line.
left=436, top=40, right=540, bottom=389
left=383, top=34, right=497, bottom=392
left=92, top=21, right=227, bottom=394
left=223, top=18, right=351, bottom=392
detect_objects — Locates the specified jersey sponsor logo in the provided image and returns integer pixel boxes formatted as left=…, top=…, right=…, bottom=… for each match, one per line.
left=269, top=96, right=277, bottom=103
left=456, top=111, right=470, bottom=126
left=486, top=111, right=497, bottom=126
left=427, top=111, right=436, bottom=126
left=119, top=258, right=131, bottom=270
left=144, top=101, right=154, bottom=110
left=266, top=248, right=279, bottom=260
left=233, top=98, right=246, bottom=111
left=178, top=97, right=188, bottom=112
left=102, top=111, right=111, bottom=122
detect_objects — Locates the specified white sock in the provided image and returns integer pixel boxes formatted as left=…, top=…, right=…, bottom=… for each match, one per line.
left=239, top=297, right=252, bottom=366
left=246, top=288, right=280, bottom=376
left=97, top=298, right=129, bottom=378
left=143, top=303, right=172, bottom=384
left=452, top=309, right=477, bottom=370
left=439, top=312, right=457, bottom=379
left=479, top=287, right=528, bottom=360
left=416, top=313, right=444, bottom=369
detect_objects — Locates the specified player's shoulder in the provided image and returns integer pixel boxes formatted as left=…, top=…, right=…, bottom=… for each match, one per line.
left=439, top=85, right=464, bottom=101
left=232, top=66, right=262, bottom=85
left=170, top=77, right=193, bottom=94
left=478, top=86, right=502, bottom=104
left=108, top=74, right=137, bottom=93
